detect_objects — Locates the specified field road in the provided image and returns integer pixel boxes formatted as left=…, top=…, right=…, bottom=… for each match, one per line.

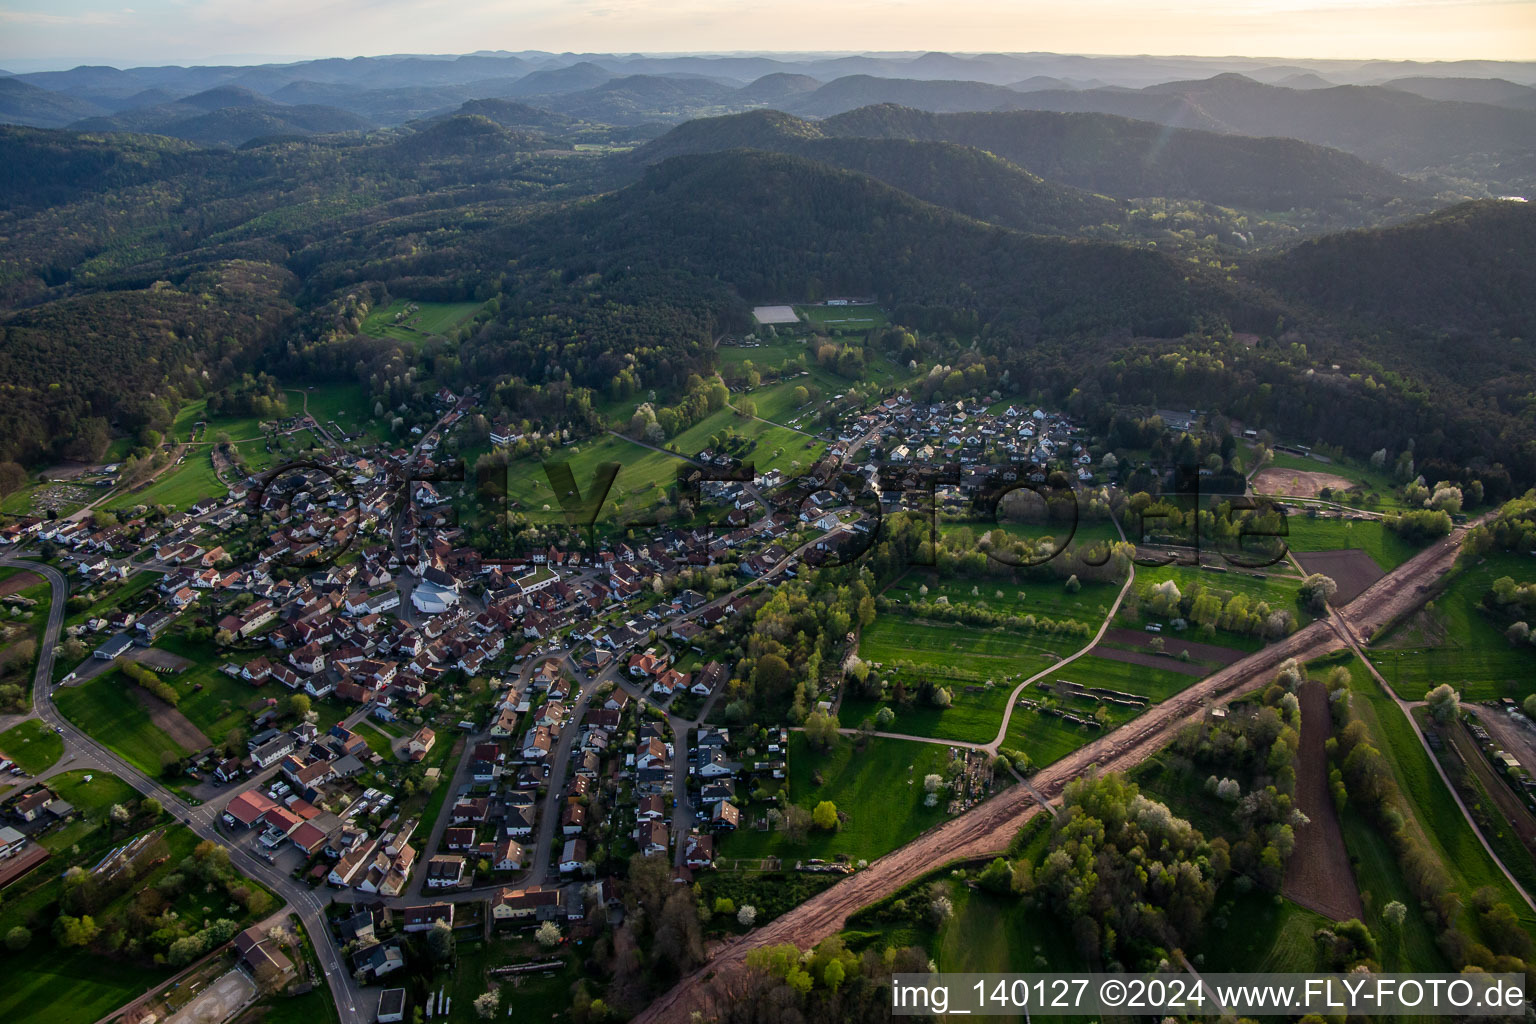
left=633, top=522, right=1476, bottom=1024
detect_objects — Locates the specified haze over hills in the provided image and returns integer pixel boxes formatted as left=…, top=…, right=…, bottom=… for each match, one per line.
left=992, top=73, right=1536, bottom=185
left=1, top=50, right=1532, bottom=192
left=2, top=46, right=1535, bottom=479
left=637, top=106, right=1430, bottom=212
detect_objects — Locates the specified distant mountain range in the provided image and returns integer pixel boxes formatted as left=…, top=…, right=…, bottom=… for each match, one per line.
left=635, top=106, right=1428, bottom=212
left=2, top=51, right=1534, bottom=191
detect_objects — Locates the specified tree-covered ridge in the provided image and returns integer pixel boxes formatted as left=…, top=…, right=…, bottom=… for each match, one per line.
left=1261, top=198, right=1536, bottom=338
left=815, top=104, right=1428, bottom=209
left=0, top=260, right=294, bottom=463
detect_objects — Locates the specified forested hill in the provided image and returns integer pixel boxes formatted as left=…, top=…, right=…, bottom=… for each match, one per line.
left=624, top=117, right=1125, bottom=235
left=285, top=146, right=1267, bottom=409
left=820, top=105, right=1427, bottom=209
left=0, top=261, right=295, bottom=464
left=637, top=105, right=1428, bottom=213
left=1261, top=199, right=1536, bottom=338
left=507, top=149, right=1246, bottom=337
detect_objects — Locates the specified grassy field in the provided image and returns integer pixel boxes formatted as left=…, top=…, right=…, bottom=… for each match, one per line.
left=737, top=370, right=852, bottom=432
left=1337, top=656, right=1536, bottom=932
left=150, top=637, right=269, bottom=743
left=841, top=683, right=1014, bottom=745
left=0, top=719, right=62, bottom=774
left=1000, top=655, right=1198, bottom=767
left=885, top=566, right=1120, bottom=625
left=666, top=403, right=827, bottom=479
left=1340, top=805, right=1451, bottom=972
left=722, top=733, right=957, bottom=863
left=359, top=299, right=483, bottom=342
left=295, top=382, right=396, bottom=446
left=861, top=615, right=1081, bottom=679
left=1196, top=888, right=1330, bottom=972
left=937, top=882, right=1086, bottom=976
left=1369, top=551, right=1536, bottom=701
left=171, top=398, right=271, bottom=444
left=105, top=448, right=225, bottom=511
left=719, top=339, right=810, bottom=375
left=1280, top=513, right=1424, bottom=571
left=504, top=433, right=685, bottom=528
left=55, top=672, right=189, bottom=775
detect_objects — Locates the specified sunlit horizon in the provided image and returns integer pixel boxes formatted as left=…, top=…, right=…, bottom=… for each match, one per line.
left=2, top=0, right=1533, bottom=71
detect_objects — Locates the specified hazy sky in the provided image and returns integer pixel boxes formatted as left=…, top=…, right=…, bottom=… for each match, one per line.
left=1, top=0, right=1533, bottom=69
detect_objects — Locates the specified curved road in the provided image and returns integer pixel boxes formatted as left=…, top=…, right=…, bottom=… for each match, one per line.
left=0, top=556, right=368, bottom=1024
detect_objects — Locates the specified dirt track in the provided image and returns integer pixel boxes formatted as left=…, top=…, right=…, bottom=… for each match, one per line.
left=1282, top=678, right=1362, bottom=921
left=1098, top=627, right=1246, bottom=666
left=634, top=524, right=1474, bottom=1024
left=1088, top=644, right=1212, bottom=676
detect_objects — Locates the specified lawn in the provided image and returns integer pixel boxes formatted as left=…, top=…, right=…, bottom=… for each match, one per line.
left=1261, top=451, right=1409, bottom=511
left=49, top=767, right=142, bottom=815
left=359, top=299, right=483, bottom=343
left=1280, top=513, right=1425, bottom=571
left=450, top=939, right=585, bottom=1022
left=722, top=733, right=957, bottom=864
left=504, top=433, right=685, bottom=530
left=354, top=721, right=397, bottom=759
left=55, top=673, right=189, bottom=775
left=718, top=339, right=810, bottom=377
left=1369, top=551, right=1536, bottom=701
left=105, top=448, right=226, bottom=512
left=0, top=719, right=62, bottom=774
left=64, top=569, right=160, bottom=629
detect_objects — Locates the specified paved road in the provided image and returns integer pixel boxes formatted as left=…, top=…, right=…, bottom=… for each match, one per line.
left=0, top=555, right=370, bottom=1024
